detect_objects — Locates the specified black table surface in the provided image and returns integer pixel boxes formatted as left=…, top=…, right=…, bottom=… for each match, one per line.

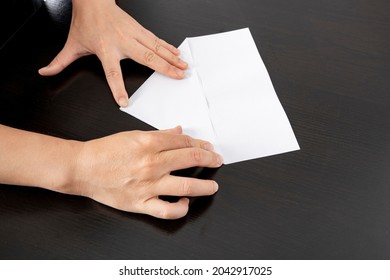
left=1, top=0, right=390, bottom=259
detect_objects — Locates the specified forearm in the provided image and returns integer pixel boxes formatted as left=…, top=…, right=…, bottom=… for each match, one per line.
left=0, top=124, right=222, bottom=218
left=0, top=124, right=82, bottom=194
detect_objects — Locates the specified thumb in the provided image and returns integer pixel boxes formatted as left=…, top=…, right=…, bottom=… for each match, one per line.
left=38, top=42, right=81, bottom=76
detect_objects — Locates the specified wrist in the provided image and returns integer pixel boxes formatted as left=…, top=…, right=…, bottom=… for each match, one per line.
left=55, top=140, right=86, bottom=197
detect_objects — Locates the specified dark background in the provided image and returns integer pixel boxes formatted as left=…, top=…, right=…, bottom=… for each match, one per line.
left=0, top=0, right=42, bottom=49
left=0, top=0, right=390, bottom=259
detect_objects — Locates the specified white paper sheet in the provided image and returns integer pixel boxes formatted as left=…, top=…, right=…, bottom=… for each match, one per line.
left=121, top=28, right=300, bottom=164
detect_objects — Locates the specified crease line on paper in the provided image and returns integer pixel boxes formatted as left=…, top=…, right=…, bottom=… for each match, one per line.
left=187, top=39, right=221, bottom=152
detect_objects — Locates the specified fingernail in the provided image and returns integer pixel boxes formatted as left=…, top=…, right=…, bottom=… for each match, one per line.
left=179, top=60, right=188, bottom=68
left=175, top=69, right=185, bottom=78
left=119, top=97, right=128, bottom=108
left=213, top=182, right=219, bottom=192
left=175, top=125, right=183, bottom=133
left=38, top=66, right=47, bottom=74
left=204, top=142, right=214, bottom=151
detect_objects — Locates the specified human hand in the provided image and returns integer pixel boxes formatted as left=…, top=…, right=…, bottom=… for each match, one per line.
left=71, top=126, right=223, bottom=219
left=39, top=0, right=187, bottom=108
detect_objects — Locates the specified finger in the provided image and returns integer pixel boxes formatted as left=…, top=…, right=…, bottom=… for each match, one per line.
left=155, top=176, right=219, bottom=197
left=158, top=126, right=183, bottom=135
left=150, top=131, right=215, bottom=152
left=159, top=147, right=223, bottom=172
left=159, top=38, right=181, bottom=56
left=38, top=43, right=81, bottom=76
left=144, top=197, right=190, bottom=219
left=138, top=35, right=187, bottom=70
left=126, top=39, right=185, bottom=79
left=152, top=126, right=215, bottom=151
left=99, top=55, right=128, bottom=108
left=139, top=27, right=181, bottom=56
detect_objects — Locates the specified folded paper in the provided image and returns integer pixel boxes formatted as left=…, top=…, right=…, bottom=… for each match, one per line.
left=121, top=28, right=299, bottom=164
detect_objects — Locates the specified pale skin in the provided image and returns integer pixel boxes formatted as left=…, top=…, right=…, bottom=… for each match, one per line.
left=39, top=0, right=187, bottom=107
left=0, top=125, right=223, bottom=219
left=1, top=0, right=223, bottom=218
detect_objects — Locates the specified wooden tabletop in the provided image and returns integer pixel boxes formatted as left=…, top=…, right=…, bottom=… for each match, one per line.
left=1, top=0, right=390, bottom=259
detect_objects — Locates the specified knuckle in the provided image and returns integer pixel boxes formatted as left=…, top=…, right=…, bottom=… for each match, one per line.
left=191, top=148, right=202, bottom=162
left=183, top=135, right=193, bottom=148
left=160, top=39, right=168, bottom=45
left=105, top=69, right=120, bottom=80
left=141, top=156, right=157, bottom=178
left=154, top=38, right=162, bottom=53
left=139, top=27, right=148, bottom=36
left=144, top=146, right=160, bottom=166
left=141, top=133, right=156, bottom=147
left=143, top=155, right=156, bottom=169
left=143, top=51, right=156, bottom=65
left=180, top=179, right=192, bottom=196
left=97, top=38, right=110, bottom=55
